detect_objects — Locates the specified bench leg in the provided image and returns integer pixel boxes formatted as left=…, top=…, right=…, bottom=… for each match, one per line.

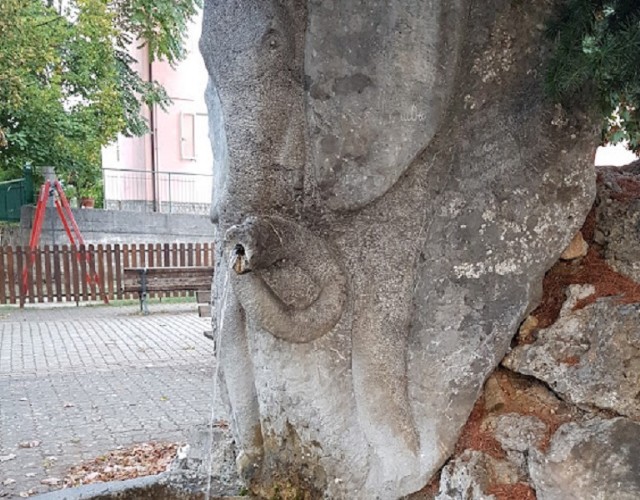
left=140, top=270, right=149, bottom=316
left=141, top=293, right=149, bottom=315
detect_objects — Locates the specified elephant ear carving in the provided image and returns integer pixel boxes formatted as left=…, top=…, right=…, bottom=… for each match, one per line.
left=306, top=1, right=465, bottom=211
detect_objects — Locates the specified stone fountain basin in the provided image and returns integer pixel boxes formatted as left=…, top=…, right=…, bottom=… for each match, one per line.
left=33, top=474, right=250, bottom=500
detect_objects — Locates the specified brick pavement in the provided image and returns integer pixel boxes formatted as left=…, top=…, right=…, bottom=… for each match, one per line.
left=0, top=303, right=215, bottom=499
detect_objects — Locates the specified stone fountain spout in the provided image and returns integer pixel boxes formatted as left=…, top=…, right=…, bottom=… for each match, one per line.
left=225, top=215, right=347, bottom=344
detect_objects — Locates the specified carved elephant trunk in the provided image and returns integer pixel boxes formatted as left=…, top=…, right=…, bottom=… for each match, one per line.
left=225, top=216, right=347, bottom=344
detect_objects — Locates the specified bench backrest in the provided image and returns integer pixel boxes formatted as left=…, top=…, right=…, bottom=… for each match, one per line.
left=122, top=267, right=214, bottom=293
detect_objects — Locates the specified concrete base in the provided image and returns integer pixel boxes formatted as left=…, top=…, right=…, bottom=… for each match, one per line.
left=33, top=474, right=254, bottom=500
left=18, top=206, right=214, bottom=245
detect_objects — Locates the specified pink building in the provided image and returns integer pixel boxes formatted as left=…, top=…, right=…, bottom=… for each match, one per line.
left=101, top=10, right=212, bottom=214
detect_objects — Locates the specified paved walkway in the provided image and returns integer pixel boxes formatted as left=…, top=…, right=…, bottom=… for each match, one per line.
left=0, top=303, right=215, bottom=499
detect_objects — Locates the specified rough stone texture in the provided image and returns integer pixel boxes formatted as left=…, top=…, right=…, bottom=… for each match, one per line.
left=504, top=285, right=640, bottom=420
left=596, top=162, right=640, bottom=282
left=167, top=425, right=243, bottom=496
left=529, top=418, right=640, bottom=500
left=436, top=450, right=502, bottom=500
left=559, top=232, right=588, bottom=260
left=489, top=414, right=546, bottom=454
left=481, top=413, right=546, bottom=483
left=417, top=369, right=577, bottom=500
left=200, top=0, right=596, bottom=497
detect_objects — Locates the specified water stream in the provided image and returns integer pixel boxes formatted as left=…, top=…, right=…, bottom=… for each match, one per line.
left=205, top=256, right=232, bottom=500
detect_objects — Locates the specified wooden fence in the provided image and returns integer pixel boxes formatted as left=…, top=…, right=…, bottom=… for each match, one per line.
left=0, top=243, right=214, bottom=306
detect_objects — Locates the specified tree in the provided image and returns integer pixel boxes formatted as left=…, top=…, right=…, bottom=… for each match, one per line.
left=0, top=0, right=201, bottom=194
left=546, top=0, right=640, bottom=151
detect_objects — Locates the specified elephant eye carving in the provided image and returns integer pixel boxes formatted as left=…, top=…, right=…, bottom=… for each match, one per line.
left=261, top=28, right=281, bottom=50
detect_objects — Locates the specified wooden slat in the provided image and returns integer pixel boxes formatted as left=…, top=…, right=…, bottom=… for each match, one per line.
left=131, top=243, right=138, bottom=268
left=119, top=244, right=127, bottom=300
left=34, top=247, right=44, bottom=302
left=86, top=245, right=96, bottom=301
left=195, top=243, right=202, bottom=267
left=144, top=275, right=213, bottom=285
left=44, top=245, right=54, bottom=302
left=187, top=243, right=194, bottom=266
left=145, top=243, right=153, bottom=266
left=179, top=242, right=187, bottom=264
left=146, top=244, right=155, bottom=298
left=123, top=267, right=214, bottom=275
left=179, top=243, right=186, bottom=297
left=123, top=283, right=213, bottom=293
left=69, top=245, right=82, bottom=302
left=89, top=246, right=97, bottom=300
left=0, top=247, right=5, bottom=304
left=120, top=243, right=131, bottom=299
left=163, top=243, right=170, bottom=268
left=196, top=290, right=211, bottom=304
left=16, top=246, right=24, bottom=307
left=171, top=243, right=178, bottom=266
left=206, top=243, right=213, bottom=266
left=198, top=304, right=211, bottom=318
left=171, top=243, right=178, bottom=297
left=186, top=243, right=194, bottom=297
left=61, top=245, right=71, bottom=302
left=105, top=244, right=115, bottom=300
left=78, top=245, right=87, bottom=300
left=26, top=248, right=35, bottom=304
left=98, top=244, right=107, bottom=300
left=139, top=243, right=146, bottom=267
left=6, top=246, right=15, bottom=304
left=155, top=244, right=162, bottom=298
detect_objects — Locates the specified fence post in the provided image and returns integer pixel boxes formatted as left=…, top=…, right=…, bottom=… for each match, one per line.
left=22, top=164, right=34, bottom=206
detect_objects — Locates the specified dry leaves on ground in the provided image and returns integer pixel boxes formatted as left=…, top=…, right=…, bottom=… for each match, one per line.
left=62, top=442, right=179, bottom=488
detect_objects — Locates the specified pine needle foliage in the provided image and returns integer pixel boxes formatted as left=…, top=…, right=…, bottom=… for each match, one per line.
left=546, top=0, right=640, bottom=151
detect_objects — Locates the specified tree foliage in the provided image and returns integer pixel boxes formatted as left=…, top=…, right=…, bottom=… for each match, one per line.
left=546, top=0, right=640, bottom=152
left=0, top=0, right=201, bottom=192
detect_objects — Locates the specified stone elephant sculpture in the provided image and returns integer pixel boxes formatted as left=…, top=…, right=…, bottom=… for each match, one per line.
left=200, top=0, right=596, bottom=498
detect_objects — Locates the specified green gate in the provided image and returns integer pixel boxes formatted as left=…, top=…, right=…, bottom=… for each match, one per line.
left=0, top=166, right=35, bottom=222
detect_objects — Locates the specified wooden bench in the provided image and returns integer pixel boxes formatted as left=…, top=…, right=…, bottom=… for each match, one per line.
left=122, top=266, right=214, bottom=315
left=196, top=289, right=215, bottom=341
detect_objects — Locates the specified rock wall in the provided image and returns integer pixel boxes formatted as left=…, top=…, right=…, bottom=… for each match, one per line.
left=420, top=166, right=640, bottom=500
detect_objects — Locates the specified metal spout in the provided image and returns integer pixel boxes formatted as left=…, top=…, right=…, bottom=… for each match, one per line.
left=232, top=244, right=250, bottom=274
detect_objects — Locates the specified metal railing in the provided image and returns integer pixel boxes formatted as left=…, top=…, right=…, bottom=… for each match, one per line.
left=103, top=168, right=213, bottom=215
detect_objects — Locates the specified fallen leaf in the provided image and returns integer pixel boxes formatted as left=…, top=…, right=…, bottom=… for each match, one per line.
left=19, top=398, right=27, bottom=402
left=63, top=402, right=75, bottom=408
left=18, top=441, right=41, bottom=449
left=0, top=453, right=16, bottom=462
left=24, top=473, right=36, bottom=478
left=2, top=479, right=15, bottom=486
left=62, top=442, right=179, bottom=488
left=41, top=478, right=60, bottom=486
